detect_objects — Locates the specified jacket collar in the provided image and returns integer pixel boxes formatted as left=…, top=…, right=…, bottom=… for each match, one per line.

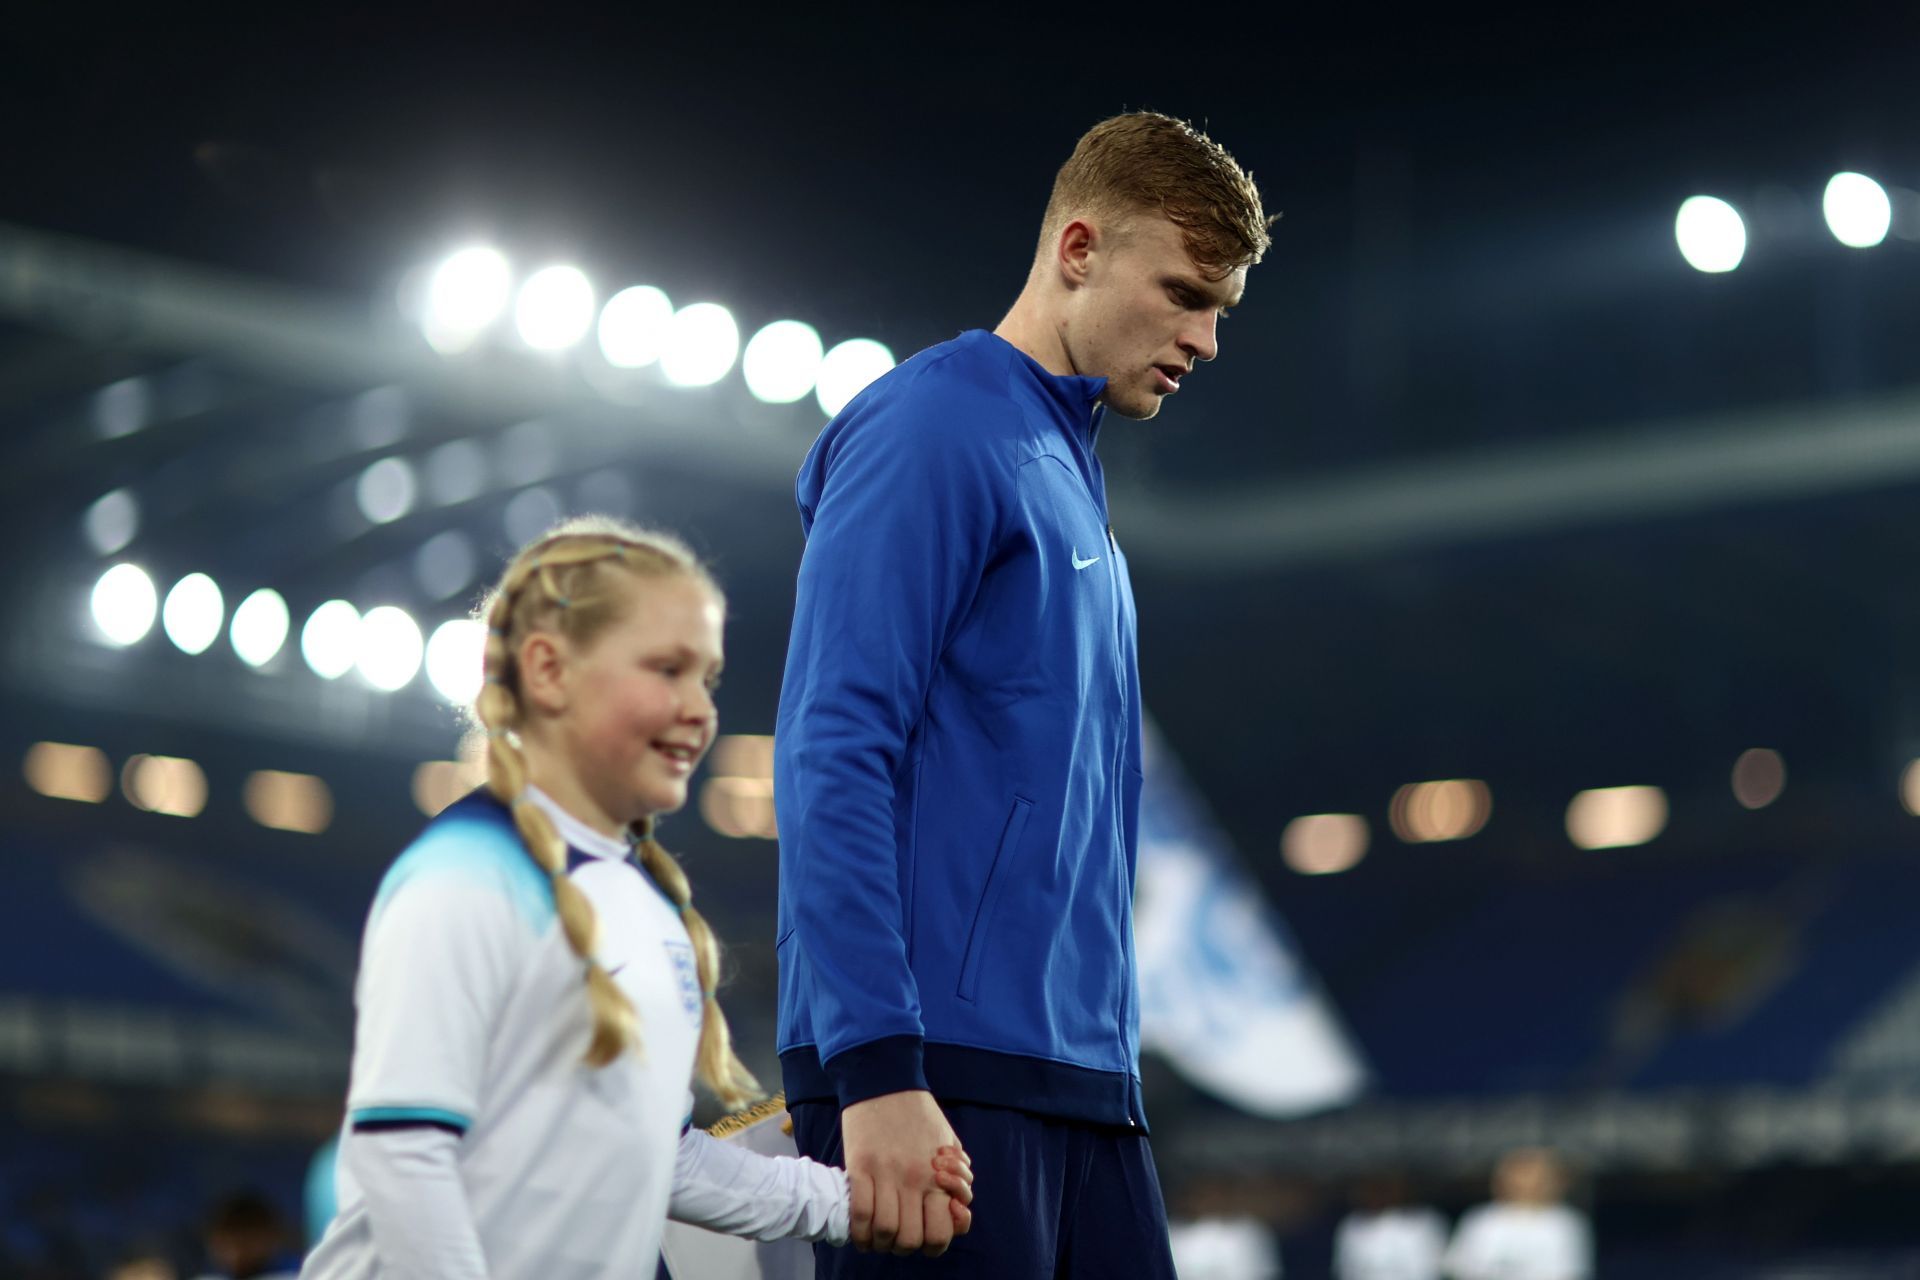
left=971, top=329, right=1107, bottom=437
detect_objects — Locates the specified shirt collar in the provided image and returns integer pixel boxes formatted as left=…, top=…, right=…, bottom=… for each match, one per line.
left=524, top=784, right=631, bottom=861
left=972, top=329, right=1108, bottom=428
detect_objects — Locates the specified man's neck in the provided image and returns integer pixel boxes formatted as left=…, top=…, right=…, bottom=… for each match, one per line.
left=993, top=287, right=1075, bottom=377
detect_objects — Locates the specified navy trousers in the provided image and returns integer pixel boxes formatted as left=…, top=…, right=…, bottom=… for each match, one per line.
left=789, top=1100, right=1178, bottom=1279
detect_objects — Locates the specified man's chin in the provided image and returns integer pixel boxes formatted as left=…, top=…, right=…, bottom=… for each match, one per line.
left=1101, top=392, right=1164, bottom=422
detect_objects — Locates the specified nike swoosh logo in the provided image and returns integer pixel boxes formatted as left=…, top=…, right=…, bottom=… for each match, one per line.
left=1072, top=549, right=1101, bottom=570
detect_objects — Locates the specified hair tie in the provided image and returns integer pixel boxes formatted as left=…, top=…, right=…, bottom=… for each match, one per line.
left=554, top=595, right=571, bottom=610
left=483, top=673, right=505, bottom=685
left=701, top=988, right=717, bottom=1003
left=675, top=901, right=688, bottom=917
left=485, top=728, right=511, bottom=739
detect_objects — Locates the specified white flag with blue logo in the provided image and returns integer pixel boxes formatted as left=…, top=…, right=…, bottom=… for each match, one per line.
left=1135, top=719, right=1367, bottom=1115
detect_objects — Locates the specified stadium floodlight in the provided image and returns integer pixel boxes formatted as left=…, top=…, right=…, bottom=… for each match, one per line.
left=356, top=605, right=425, bottom=692
left=661, top=302, right=741, bottom=387
left=1674, top=196, right=1746, bottom=273
left=1566, top=784, right=1668, bottom=850
left=424, top=438, right=488, bottom=506
left=598, top=285, right=675, bottom=368
left=423, top=245, right=512, bottom=354
left=301, top=600, right=361, bottom=680
left=356, top=456, right=418, bottom=524
left=93, top=376, right=151, bottom=440
left=1389, top=779, right=1493, bottom=843
left=413, top=530, right=477, bottom=601
left=742, top=320, right=826, bottom=404
left=122, top=753, right=207, bottom=818
left=515, top=264, right=596, bottom=352
left=1731, top=747, right=1786, bottom=810
left=23, top=742, right=112, bottom=804
left=1823, top=172, right=1892, bottom=249
left=1281, top=813, right=1369, bottom=875
left=91, top=563, right=158, bottom=646
left=84, top=489, right=139, bottom=555
left=161, top=573, right=225, bottom=655
left=426, top=618, right=487, bottom=705
left=230, top=588, right=291, bottom=668
left=816, top=338, right=897, bottom=416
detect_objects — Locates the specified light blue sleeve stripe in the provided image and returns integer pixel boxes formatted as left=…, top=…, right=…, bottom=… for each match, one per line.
left=350, top=1105, right=472, bottom=1132
left=372, top=817, right=554, bottom=932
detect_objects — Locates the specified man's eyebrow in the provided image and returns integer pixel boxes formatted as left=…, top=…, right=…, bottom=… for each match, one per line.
left=1165, top=273, right=1242, bottom=310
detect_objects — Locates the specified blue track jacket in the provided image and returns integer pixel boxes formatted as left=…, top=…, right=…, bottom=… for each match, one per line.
left=774, top=328, right=1147, bottom=1130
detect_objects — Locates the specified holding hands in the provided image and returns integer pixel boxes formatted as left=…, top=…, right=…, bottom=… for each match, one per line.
left=842, top=1090, right=974, bottom=1257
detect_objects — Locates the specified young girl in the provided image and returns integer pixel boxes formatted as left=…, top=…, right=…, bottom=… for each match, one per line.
left=302, top=518, right=969, bottom=1279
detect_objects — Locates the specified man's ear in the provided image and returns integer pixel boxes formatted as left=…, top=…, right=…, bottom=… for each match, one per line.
left=1055, top=217, right=1098, bottom=288
left=517, top=631, right=570, bottom=716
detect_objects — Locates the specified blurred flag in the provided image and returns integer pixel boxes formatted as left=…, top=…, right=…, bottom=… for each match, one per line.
left=1136, top=718, right=1367, bottom=1115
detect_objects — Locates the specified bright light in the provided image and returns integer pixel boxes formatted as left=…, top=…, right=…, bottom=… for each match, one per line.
left=598, top=285, right=674, bottom=368
left=1281, top=814, right=1369, bottom=875
left=424, top=438, right=489, bottom=506
left=1900, top=760, right=1920, bottom=816
left=93, top=376, right=151, bottom=439
left=426, top=619, right=487, bottom=705
left=122, top=754, right=207, bottom=818
left=1823, top=173, right=1892, bottom=249
left=515, top=264, right=596, bottom=352
left=1732, top=748, right=1786, bottom=810
left=742, top=320, right=825, bottom=404
left=84, top=489, right=139, bottom=555
left=701, top=777, right=779, bottom=839
left=660, top=302, right=741, bottom=387
left=91, top=563, right=158, bottom=646
left=356, top=606, right=424, bottom=692
left=503, top=486, right=563, bottom=545
left=1389, top=779, right=1493, bottom=843
left=1566, top=785, right=1668, bottom=850
left=355, top=457, right=418, bottom=524
left=24, top=742, right=112, bottom=804
left=816, top=338, right=896, bottom=416
left=301, top=600, right=361, bottom=679
left=230, top=588, right=290, bottom=667
left=244, top=770, right=333, bottom=834
left=423, top=246, right=512, bottom=354
left=1675, top=196, right=1746, bottom=273
left=414, top=530, right=477, bottom=601
left=161, top=573, right=224, bottom=655
left=709, top=734, right=775, bottom=780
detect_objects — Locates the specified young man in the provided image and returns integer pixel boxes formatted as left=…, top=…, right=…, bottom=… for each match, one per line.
left=774, top=111, right=1271, bottom=1276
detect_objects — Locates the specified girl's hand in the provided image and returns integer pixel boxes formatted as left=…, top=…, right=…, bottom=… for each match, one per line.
left=931, top=1144, right=973, bottom=1236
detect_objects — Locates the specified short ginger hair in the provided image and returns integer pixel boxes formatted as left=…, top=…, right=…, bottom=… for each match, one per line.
left=1040, top=111, right=1274, bottom=280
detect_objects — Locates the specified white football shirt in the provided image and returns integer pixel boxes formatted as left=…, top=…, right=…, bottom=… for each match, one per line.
left=1442, top=1203, right=1592, bottom=1280
left=1334, top=1207, right=1447, bottom=1280
left=303, top=786, right=703, bottom=1280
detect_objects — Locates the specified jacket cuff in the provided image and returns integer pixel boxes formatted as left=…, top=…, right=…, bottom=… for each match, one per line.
left=824, top=1035, right=928, bottom=1108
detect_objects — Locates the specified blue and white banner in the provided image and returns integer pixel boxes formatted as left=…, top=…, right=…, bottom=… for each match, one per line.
left=1135, top=719, right=1367, bottom=1116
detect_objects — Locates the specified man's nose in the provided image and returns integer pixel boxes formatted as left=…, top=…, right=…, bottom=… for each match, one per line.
left=1181, top=312, right=1219, bottom=364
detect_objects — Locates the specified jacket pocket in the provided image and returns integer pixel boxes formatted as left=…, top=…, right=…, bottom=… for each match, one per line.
left=955, top=797, right=1033, bottom=1004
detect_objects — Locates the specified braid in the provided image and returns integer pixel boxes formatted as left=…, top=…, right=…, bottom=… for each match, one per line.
left=635, top=818, right=763, bottom=1111
left=471, top=514, right=760, bottom=1100
left=478, top=548, right=638, bottom=1067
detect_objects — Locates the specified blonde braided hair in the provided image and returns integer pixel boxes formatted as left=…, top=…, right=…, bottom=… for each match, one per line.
left=473, top=515, right=761, bottom=1109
